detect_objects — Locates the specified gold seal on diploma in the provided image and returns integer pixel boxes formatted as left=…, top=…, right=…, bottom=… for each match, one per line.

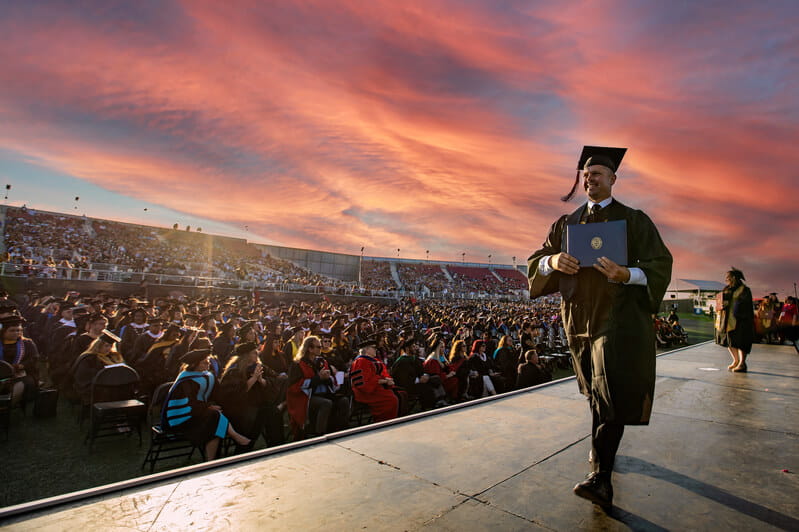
left=590, top=236, right=603, bottom=250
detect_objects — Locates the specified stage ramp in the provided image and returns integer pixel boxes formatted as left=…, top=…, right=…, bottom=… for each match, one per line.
left=2, top=342, right=797, bottom=531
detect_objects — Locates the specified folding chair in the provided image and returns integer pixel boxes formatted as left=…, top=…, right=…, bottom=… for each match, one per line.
left=85, top=364, right=146, bottom=450
left=348, top=393, right=373, bottom=427
left=141, top=381, right=202, bottom=472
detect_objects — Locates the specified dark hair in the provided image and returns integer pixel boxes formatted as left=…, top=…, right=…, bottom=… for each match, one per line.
left=727, top=268, right=745, bottom=282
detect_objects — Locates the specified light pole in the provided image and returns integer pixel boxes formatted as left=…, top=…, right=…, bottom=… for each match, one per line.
left=461, top=252, right=465, bottom=264
left=359, top=246, right=364, bottom=286
left=426, top=250, right=430, bottom=262
left=488, top=254, right=492, bottom=266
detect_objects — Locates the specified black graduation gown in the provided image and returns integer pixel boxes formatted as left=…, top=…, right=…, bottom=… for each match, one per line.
left=527, top=199, right=672, bottom=425
left=715, top=283, right=754, bottom=354
left=516, top=362, right=552, bottom=388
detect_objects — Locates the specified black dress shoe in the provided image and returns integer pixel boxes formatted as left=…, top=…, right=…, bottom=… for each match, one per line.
left=733, top=362, right=747, bottom=373
left=573, top=472, right=613, bottom=510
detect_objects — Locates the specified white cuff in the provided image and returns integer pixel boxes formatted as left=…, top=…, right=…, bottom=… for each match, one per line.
left=538, top=255, right=554, bottom=276
left=625, top=267, right=648, bottom=286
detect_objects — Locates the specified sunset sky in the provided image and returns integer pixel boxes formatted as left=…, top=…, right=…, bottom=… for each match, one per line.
left=1, top=1, right=797, bottom=297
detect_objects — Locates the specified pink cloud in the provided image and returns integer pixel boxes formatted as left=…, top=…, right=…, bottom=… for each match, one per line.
left=0, top=1, right=796, bottom=295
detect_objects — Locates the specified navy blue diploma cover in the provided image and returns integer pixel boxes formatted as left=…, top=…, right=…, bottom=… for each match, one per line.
left=566, top=219, right=627, bottom=267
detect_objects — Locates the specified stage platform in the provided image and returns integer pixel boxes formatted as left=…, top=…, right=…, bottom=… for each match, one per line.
left=2, top=342, right=797, bottom=531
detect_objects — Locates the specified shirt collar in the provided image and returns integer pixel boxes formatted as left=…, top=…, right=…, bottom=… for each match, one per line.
left=587, top=196, right=613, bottom=210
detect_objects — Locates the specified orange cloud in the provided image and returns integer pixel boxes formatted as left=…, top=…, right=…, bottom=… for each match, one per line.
left=0, top=1, right=796, bottom=294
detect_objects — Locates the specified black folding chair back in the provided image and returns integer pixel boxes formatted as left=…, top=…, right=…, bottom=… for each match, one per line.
left=86, top=364, right=146, bottom=449
left=141, top=381, right=202, bottom=472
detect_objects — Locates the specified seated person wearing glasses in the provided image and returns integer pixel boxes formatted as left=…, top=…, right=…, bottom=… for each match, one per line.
left=286, top=335, right=349, bottom=439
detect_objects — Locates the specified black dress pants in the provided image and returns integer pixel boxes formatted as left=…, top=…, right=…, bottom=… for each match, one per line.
left=591, top=403, right=624, bottom=476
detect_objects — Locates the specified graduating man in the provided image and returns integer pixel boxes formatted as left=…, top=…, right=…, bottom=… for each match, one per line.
left=527, top=146, right=672, bottom=511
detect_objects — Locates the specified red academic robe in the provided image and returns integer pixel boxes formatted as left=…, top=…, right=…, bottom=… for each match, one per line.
left=350, top=355, right=398, bottom=422
left=423, top=358, right=459, bottom=401
left=286, top=359, right=316, bottom=436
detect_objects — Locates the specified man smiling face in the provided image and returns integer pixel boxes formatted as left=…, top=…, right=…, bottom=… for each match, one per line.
left=583, top=164, right=616, bottom=203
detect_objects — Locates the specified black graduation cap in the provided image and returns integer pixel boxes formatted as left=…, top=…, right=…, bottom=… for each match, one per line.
left=98, top=329, right=122, bottom=344
left=562, top=145, right=628, bottom=202
left=165, top=324, right=183, bottom=336
left=357, top=335, right=378, bottom=349
left=399, top=334, right=421, bottom=351
left=0, top=315, right=26, bottom=329
left=234, top=341, right=259, bottom=355
left=0, top=304, right=19, bottom=315
left=190, top=336, right=213, bottom=350
left=181, top=348, right=211, bottom=365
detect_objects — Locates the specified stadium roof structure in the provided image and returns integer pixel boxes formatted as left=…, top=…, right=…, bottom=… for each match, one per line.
left=668, top=279, right=726, bottom=292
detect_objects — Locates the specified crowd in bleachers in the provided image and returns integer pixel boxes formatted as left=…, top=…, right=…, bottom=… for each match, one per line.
left=1, top=207, right=342, bottom=289
left=494, top=268, right=529, bottom=291
left=359, top=260, right=397, bottom=291
left=396, top=262, right=449, bottom=292
left=360, top=261, right=528, bottom=297
left=2, top=206, right=532, bottom=298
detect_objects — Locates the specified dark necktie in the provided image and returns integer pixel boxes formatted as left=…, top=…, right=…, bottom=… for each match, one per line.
left=589, top=203, right=602, bottom=222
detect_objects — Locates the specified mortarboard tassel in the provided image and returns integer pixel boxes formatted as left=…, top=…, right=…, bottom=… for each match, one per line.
left=561, top=169, right=581, bottom=202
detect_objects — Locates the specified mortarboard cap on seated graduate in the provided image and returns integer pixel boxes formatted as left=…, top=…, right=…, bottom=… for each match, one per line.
left=0, top=315, right=26, bottom=329
left=98, top=329, right=122, bottom=344
left=234, top=341, right=259, bottom=356
left=562, top=145, right=627, bottom=202
left=181, top=348, right=212, bottom=365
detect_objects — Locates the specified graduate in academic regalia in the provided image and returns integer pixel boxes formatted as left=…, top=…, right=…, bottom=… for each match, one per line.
left=0, top=315, right=39, bottom=406
left=136, top=324, right=183, bottom=396
left=527, top=145, right=672, bottom=511
left=391, top=334, right=436, bottom=410
left=350, top=337, right=404, bottom=422
left=72, top=329, right=125, bottom=401
left=161, top=349, right=251, bottom=460
left=715, top=268, right=754, bottom=372
left=130, top=318, right=165, bottom=366
left=118, top=308, right=149, bottom=362
left=286, top=336, right=349, bottom=439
